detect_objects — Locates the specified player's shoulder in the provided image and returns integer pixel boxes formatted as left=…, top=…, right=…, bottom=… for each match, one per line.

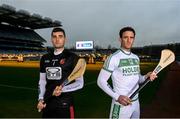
left=41, top=51, right=53, bottom=59
left=109, top=50, right=121, bottom=58
left=106, top=50, right=121, bottom=62
left=103, top=50, right=121, bottom=70
left=131, top=52, right=139, bottom=59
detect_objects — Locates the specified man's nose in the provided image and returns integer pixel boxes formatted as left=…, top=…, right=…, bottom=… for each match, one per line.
left=127, top=38, right=131, bottom=42
left=56, top=37, right=60, bottom=41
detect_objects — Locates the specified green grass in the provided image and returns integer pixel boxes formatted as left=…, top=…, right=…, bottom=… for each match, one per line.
left=74, top=70, right=111, bottom=118
left=0, top=67, right=39, bottom=118
left=0, top=62, right=168, bottom=118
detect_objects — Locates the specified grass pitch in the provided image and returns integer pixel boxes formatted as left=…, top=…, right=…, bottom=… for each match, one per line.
left=0, top=61, right=167, bottom=118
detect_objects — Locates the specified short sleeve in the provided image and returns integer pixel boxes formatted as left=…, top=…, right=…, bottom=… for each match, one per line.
left=103, top=55, right=117, bottom=73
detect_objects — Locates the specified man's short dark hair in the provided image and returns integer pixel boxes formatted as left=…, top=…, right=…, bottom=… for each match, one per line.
left=51, top=27, right=66, bottom=37
left=119, top=26, right=136, bottom=38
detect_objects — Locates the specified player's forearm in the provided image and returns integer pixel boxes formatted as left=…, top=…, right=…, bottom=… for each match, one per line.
left=138, top=74, right=146, bottom=84
left=62, top=76, right=84, bottom=92
left=97, top=69, right=119, bottom=100
left=139, top=72, right=152, bottom=84
left=38, top=73, right=46, bottom=100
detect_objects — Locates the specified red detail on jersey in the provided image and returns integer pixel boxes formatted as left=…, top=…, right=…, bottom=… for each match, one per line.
left=60, top=59, right=65, bottom=64
left=70, top=106, right=74, bottom=119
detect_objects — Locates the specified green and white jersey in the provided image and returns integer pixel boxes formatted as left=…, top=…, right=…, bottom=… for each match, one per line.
left=103, top=49, right=142, bottom=99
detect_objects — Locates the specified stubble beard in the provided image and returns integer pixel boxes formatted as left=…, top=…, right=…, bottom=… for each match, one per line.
left=54, top=44, right=64, bottom=49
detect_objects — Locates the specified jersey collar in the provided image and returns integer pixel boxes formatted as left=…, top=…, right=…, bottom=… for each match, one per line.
left=120, top=48, right=131, bottom=55
left=54, top=48, right=64, bottom=55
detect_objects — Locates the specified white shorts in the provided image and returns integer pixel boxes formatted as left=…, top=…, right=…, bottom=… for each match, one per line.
left=109, top=99, right=140, bottom=119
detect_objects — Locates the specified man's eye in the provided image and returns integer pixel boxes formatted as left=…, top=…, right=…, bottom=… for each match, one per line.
left=52, top=36, right=56, bottom=38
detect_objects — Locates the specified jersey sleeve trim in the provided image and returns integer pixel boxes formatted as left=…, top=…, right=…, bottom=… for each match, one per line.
left=103, top=50, right=120, bottom=71
left=103, top=54, right=112, bottom=70
left=102, top=67, right=113, bottom=73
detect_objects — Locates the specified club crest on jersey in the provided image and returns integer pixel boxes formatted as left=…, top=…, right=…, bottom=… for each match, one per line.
left=60, top=58, right=65, bottom=65
left=46, top=67, right=62, bottom=80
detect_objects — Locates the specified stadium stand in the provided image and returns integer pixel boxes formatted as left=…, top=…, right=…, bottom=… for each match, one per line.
left=0, top=4, right=61, bottom=61
left=0, top=4, right=61, bottom=29
left=0, top=24, right=45, bottom=51
left=1, top=4, right=179, bottom=62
